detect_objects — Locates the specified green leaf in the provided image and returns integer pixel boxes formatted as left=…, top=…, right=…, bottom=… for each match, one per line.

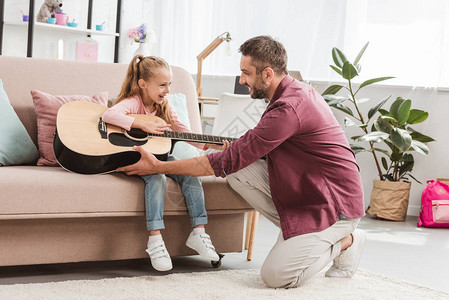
left=353, top=42, right=369, bottom=65
left=397, top=99, right=412, bottom=124
left=372, top=147, right=391, bottom=156
left=342, top=61, right=358, bottom=80
left=407, top=109, right=428, bottom=124
left=381, top=157, right=388, bottom=171
left=359, top=77, right=395, bottom=89
left=391, top=128, right=412, bottom=152
left=409, top=130, right=435, bottom=143
left=374, top=119, right=393, bottom=133
left=399, top=153, right=415, bottom=163
left=351, top=135, right=362, bottom=141
left=350, top=144, right=366, bottom=154
left=344, top=117, right=356, bottom=127
left=383, top=139, right=395, bottom=152
left=378, top=108, right=390, bottom=116
left=322, top=84, right=345, bottom=95
left=357, top=132, right=389, bottom=143
left=332, top=48, right=348, bottom=68
left=383, top=174, right=394, bottom=181
left=391, top=151, right=403, bottom=161
left=330, top=65, right=342, bottom=75
left=334, top=103, right=354, bottom=116
left=345, top=121, right=367, bottom=128
left=399, top=161, right=414, bottom=178
left=408, top=173, right=422, bottom=184
left=323, top=94, right=347, bottom=106
left=411, top=140, right=429, bottom=155
left=389, top=97, right=405, bottom=120
left=380, top=115, right=397, bottom=122
left=401, top=153, right=414, bottom=163
left=356, top=98, right=370, bottom=104
left=368, top=96, right=391, bottom=119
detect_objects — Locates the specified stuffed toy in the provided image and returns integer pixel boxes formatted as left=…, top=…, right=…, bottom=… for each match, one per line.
left=37, top=0, right=63, bottom=23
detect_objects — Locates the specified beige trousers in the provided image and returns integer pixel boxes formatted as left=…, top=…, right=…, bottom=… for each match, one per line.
left=227, top=159, right=360, bottom=288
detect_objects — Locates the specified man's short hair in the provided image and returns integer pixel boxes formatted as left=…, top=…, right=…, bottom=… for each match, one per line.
left=239, top=36, right=288, bottom=75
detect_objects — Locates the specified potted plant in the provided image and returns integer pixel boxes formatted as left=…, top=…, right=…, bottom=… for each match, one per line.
left=321, top=42, right=435, bottom=221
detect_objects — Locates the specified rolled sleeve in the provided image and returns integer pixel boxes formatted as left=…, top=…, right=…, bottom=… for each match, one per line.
left=207, top=151, right=228, bottom=178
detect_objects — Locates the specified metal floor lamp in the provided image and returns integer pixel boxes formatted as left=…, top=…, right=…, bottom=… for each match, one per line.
left=196, top=32, right=232, bottom=122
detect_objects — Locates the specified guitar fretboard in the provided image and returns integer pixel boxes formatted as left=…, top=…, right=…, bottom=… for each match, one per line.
left=147, top=131, right=237, bottom=144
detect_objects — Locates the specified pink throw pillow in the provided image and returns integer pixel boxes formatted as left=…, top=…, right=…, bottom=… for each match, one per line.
left=31, top=90, right=109, bottom=166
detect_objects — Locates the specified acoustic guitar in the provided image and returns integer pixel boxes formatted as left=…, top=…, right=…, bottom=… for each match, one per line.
left=53, top=101, right=237, bottom=175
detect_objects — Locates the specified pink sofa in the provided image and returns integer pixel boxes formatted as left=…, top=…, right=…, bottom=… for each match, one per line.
left=0, top=56, right=252, bottom=267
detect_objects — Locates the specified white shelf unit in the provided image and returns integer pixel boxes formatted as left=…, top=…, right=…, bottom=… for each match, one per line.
left=4, top=21, right=119, bottom=37
left=0, top=0, right=122, bottom=62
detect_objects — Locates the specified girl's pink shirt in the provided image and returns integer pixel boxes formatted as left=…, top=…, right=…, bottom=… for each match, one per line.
left=102, top=95, right=205, bottom=149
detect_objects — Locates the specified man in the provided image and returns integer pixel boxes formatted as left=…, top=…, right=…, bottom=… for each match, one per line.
left=118, top=36, right=366, bottom=288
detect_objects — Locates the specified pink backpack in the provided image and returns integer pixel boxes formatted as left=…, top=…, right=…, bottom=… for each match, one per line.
left=417, top=180, right=449, bottom=228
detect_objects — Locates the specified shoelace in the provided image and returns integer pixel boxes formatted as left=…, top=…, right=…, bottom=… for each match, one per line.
left=199, top=233, right=216, bottom=251
left=147, top=243, right=169, bottom=259
left=334, top=246, right=353, bottom=268
left=333, top=254, right=343, bottom=268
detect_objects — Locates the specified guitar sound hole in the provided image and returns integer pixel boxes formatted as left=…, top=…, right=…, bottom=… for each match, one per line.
left=108, top=133, right=147, bottom=147
left=127, top=128, right=148, bottom=139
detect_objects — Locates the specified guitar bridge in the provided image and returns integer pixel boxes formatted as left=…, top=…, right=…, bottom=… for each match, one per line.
left=98, top=117, right=107, bottom=139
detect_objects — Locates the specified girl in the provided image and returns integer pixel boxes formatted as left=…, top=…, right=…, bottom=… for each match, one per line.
left=102, top=55, right=225, bottom=271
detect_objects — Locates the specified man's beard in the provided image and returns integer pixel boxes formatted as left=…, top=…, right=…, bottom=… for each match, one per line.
left=249, top=75, right=269, bottom=99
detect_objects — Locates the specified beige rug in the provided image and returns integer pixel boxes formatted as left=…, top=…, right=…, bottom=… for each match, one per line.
left=1, top=269, right=448, bottom=300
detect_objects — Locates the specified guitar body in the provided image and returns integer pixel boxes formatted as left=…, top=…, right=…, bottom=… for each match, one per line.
left=54, top=101, right=171, bottom=174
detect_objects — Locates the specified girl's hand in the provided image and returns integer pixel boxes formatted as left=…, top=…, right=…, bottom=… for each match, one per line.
left=204, top=139, right=231, bottom=151
left=141, top=121, right=171, bottom=134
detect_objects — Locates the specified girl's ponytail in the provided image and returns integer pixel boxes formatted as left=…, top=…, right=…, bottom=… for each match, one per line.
left=115, top=55, right=144, bottom=104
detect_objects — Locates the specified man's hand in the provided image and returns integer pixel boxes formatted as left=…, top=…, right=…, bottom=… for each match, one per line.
left=116, top=146, right=160, bottom=175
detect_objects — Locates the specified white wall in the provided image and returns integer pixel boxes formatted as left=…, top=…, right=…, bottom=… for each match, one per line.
left=199, top=75, right=449, bottom=216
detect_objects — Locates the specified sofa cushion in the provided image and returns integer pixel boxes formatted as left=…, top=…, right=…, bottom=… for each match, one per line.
left=0, top=80, right=39, bottom=166
left=0, top=166, right=252, bottom=217
left=168, top=93, right=191, bottom=130
left=167, top=93, right=199, bottom=160
left=31, top=90, right=108, bottom=166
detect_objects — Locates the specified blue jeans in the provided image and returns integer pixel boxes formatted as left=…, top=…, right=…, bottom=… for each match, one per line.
left=141, top=155, right=208, bottom=231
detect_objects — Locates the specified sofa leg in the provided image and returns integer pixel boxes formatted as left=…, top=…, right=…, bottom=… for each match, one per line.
left=246, top=211, right=259, bottom=261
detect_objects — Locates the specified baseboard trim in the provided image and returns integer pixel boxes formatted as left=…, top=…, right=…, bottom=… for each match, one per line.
left=407, top=205, right=420, bottom=217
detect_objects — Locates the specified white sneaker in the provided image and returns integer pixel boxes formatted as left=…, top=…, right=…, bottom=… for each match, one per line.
left=325, top=229, right=367, bottom=278
left=146, top=237, right=172, bottom=272
left=185, top=231, right=220, bottom=261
